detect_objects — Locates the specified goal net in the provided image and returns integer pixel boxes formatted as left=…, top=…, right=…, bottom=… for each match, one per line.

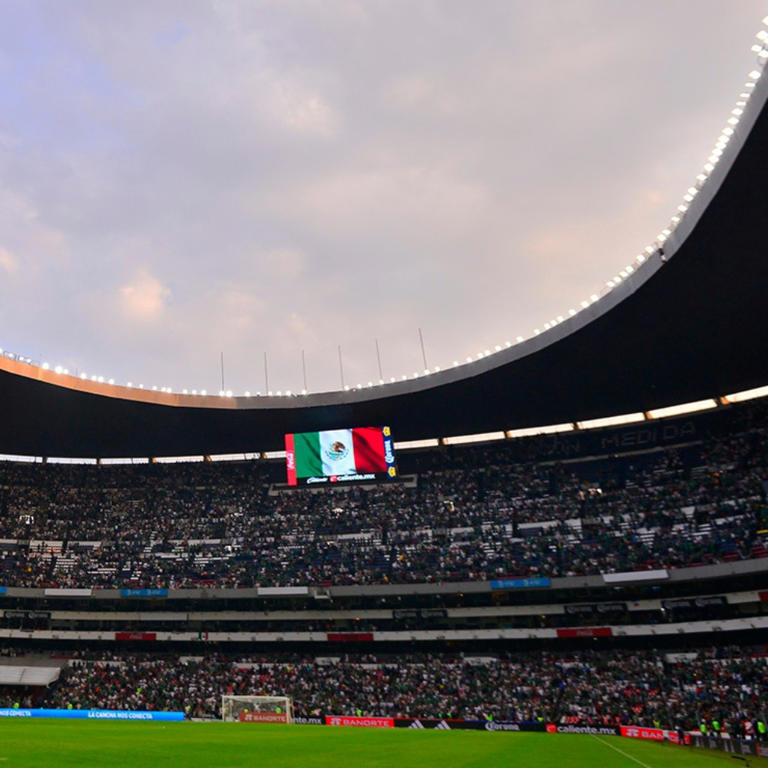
left=221, top=695, right=293, bottom=724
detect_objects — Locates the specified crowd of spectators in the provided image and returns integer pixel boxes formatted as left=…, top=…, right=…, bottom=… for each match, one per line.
left=0, top=419, right=765, bottom=588
left=0, top=646, right=764, bottom=734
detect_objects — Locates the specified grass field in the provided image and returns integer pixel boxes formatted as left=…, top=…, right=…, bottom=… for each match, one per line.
left=0, top=721, right=765, bottom=768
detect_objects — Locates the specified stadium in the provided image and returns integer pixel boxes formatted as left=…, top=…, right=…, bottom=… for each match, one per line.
left=1, top=6, right=768, bottom=768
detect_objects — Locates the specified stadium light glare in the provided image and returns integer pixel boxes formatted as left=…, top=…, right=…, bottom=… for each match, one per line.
left=757, top=30, right=768, bottom=42
left=763, top=14, right=768, bottom=24
left=54, top=366, right=62, bottom=374
left=466, top=356, right=473, bottom=363
left=580, top=300, right=589, bottom=308
left=484, top=349, right=491, bottom=355
left=722, top=127, right=735, bottom=136
left=226, top=390, right=232, bottom=397
left=494, top=345, right=501, bottom=352
left=394, top=437, right=440, bottom=450
left=534, top=328, right=540, bottom=335
left=590, top=294, right=599, bottom=302
left=80, top=372, right=88, bottom=379
left=516, top=336, right=524, bottom=342
left=727, top=117, right=739, bottom=126
left=732, top=108, right=744, bottom=115
left=677, top=204, right=688, bottom=213
left=200, top=389, right=206, bottom=395
left=444, top=431, right=506, bottom=446
left=507, top=423, right=574, bottom=438
left=748, top=69, right=761, bottom=79
left=703, top=163, right=715, bottom=172
left=751, top=43, right=764, bottom=52
left=42, top=362, right=49, bottom=370
left=745, top=81, right=756, bottom=88
left=723, top=384, right=768, bottom=402
left=568, top=309, right=576, bottom=316
left=606, top=280, right=614, bottom=288
left=647, top=399, right=717, bottom=419
left=578, top=412, right=645, bottom=429
left=108, top=379, right=114, bottom=385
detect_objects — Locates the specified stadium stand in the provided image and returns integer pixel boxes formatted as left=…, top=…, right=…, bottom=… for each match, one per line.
left=0, top=401, right=765, bottom=589
left=0, top=646, right=765, bottom=735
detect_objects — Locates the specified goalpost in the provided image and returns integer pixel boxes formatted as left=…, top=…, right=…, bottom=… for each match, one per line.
left=221, top=695, right=293, bottom=724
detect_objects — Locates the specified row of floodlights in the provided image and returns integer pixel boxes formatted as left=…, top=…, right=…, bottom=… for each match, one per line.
left=2, top=23, right=766, bottom=398
left=10, top=384, right=764, bottom=466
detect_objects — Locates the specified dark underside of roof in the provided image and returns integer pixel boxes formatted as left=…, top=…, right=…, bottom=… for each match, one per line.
left=2, top=97, right=768, bottom=457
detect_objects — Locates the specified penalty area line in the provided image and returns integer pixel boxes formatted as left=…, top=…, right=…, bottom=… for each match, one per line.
left=590, top=735, right=653, bottom=768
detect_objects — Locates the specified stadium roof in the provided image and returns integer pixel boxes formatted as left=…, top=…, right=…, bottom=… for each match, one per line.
left=2, top=70, right=768, bottom=458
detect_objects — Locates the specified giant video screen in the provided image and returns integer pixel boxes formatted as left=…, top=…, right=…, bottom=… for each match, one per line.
left=285, top=426, right=397, bottom=486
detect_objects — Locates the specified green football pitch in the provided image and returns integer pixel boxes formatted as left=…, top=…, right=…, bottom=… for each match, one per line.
left=0, top=721, right=765, bottom=768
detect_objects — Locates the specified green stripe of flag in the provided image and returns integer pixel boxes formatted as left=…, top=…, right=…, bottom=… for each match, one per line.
left=294, top=431, right=322, bottom=478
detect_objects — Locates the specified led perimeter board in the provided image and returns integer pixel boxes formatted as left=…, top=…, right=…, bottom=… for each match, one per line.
left=285, top=426, right=397, bottom=486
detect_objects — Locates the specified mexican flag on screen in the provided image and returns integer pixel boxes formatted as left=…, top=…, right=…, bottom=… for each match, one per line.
left=286, top=427, right=388, bottom=483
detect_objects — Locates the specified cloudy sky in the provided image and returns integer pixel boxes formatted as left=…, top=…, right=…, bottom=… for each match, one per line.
left=0, top=0, right=764, bottom=394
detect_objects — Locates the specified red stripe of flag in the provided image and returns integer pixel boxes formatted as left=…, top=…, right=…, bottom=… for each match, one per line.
left=352, top=428, right=387, bottom=473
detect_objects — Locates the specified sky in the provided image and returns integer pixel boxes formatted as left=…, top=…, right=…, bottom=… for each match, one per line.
left=0, top=0, right=765, bottom=395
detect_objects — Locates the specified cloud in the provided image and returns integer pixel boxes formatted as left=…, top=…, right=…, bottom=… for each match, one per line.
left=118, top=269, right=171, bottom=322
left=0, top=246, right=18, bottom=274
left=270, top=82, right=340, bottom=137
left=0, top=0, right=764, bottom=393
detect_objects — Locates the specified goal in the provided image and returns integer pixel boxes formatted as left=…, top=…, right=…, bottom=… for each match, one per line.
left=221, top=695, right=293, bottom=724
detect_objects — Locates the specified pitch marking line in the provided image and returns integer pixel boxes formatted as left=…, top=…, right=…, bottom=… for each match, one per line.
left=590, top=734, right=653, bottom=768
